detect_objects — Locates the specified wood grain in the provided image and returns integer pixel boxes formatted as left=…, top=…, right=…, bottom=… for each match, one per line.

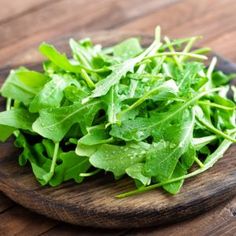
left=0, top=192, right=15, bottom=213
left=0, top=206, right=56, bottom=236
left=0, top=0, right=51, bottom=23
left=0, top=0, right=177, bottom=66
left=118, top=0, right=236, bottom=62
left=128, top=197, right=236, bottom=236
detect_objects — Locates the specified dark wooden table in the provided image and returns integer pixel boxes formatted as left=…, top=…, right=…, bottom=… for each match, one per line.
left=0, top=0, right=236, bottom=235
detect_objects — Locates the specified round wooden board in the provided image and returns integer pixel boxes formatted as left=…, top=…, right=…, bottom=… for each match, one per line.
left=0, top=32, right=236, bottom=229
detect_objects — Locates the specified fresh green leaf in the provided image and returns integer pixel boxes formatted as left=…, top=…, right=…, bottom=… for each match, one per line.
left=0, top=108, right=37, bottom=131
left=144, top=109, right=194, bottom=179
left=113, top=38, right=143, bottom=60
left=39, top=43, right=82, bottom=73
left=1, top=68, right=40, bottom=104
left=126, top=163, right=151, bottom=186
left=29, top=74, right=77, bottom=112
left=0, top=26, right=235, bottom=197
left=50, top=151, right=91, bottom=186
left=89, top=142, right=150, bottom=178
left=84, top=38, right=160, bottom=101
left=32, top=101, right=102, bottom=141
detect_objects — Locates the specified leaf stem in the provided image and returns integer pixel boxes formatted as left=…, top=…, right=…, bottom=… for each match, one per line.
left=198, top=101, right=235, bottom=110
left=47, top=142, right=59, bottom=181
left=79, top=169, right=101, bottom=177
left=196, top=118, right=236, bottom=143
left=146, top=52, right=208, bottom=60
left=179, top=37, right=198, bottom=62
left=6, top=98, right=12, bottom=111
left=81, top=69, right=95, bottom=89
left=119, top=87, right=161, bottom=116
left=207, top=57, right=217, bottom=79
left=191, top=47, right=211, bottom=55
left=161, top=36, right=202, bottom=50
left=193, top=156, right=205, bottom=168
left=164, top=36, right=183, bottom=70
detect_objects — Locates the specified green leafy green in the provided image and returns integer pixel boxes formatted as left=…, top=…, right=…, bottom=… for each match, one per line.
left=39, top=43, right=82, bottom=73
left=0, top=26, right=235, bottom=197
left=113, top=38, right=143, bottom=60
left=50, top=151, right=90, bottom=186
left=144, top=109, right=194, bottom=179
left=32, top=100, right=102, bottom=142
left=89, top=142, right=149, bottom=178
left=126, top=163, right=151, bottom=186
left=0, top=108, right=37, bottom=131
left=1, top=68, right=42, bottom=104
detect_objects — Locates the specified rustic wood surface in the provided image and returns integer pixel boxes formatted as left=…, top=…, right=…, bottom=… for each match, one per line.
left=0, top=0, right=236, bottom=235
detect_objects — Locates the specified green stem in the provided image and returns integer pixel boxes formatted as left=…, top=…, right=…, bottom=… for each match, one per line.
left=164, top=36, right=183, bottom=70
left=161, top=36, right=202, bottom=50
left=198, top=101, right=235, bottom=110
left=81, top=69, right=95, bottom=89
left=47, top=142, right=59, bottom=181
left=6, top=98, right=12, bottom=111
left=193, top=135, right=217, bottom=150
left=146, top=52, right=207, bottom=60
left=118, top=86, right=163, bottom=117
left=120, top=88, right=220, bottom=126
left=196, top=118, right=236, bottom=143
left=191, top=47, right=211, bottom=55
left=80, top=169, right=101, bottom=177
left=207, top=57, right=217, bottom=79
left=179, top=37, right=198, bottom=62
left=193, top=156, right=205, bottom=168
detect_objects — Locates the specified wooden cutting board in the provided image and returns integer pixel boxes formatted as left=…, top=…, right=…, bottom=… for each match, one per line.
left=0, top=32, right=236, bottom=229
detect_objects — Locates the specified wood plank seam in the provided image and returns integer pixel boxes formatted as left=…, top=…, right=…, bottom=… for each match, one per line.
left=0, top=205, right=15, bottom=214
left=38, top=224, right=59, bottom=236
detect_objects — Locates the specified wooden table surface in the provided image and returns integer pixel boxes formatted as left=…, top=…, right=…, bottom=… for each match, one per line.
left=0, top=0, right=236, bottom=235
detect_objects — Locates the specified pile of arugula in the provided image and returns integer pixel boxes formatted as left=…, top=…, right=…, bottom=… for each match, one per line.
left=0, top=26, right=235, bottom=198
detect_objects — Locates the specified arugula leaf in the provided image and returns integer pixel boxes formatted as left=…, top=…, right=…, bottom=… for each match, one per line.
left=78, top=124, right=112, bottom=145
left=89, top=142, right=150, bottom=178
left=111, top=89, right=215, bottom=141
left=15, top=133, right=52, bottom=185
left=17, top=70, right=49, bottom=87
left=64, top=85, right=89, bottom=103
left=75, top=143, right=99, bottom=157
left=126, top=163, right=151, bottom=186
left=1, top=26, right=235, bottom=197
left=32, top=101, right=102, bottom=142
left=29, top=74, right=77, bottom=112
left=1, top=68, right=40, bottom=104
left=0, top=108, right=37, bottom=131
left=161, top=162, right=187, bottom=194
left=212, top=71, right=236, bottom=86
left=83, top=38, right=160, bottom=101
left=39, top=43, right=82, bottom=73
left=0, top=125, right=16, bottom=141
left=177, top=62, right=204, bottom=95
left=144, top=109, right=194, bottom=179
left=103, top=85, right=121, bottom=124
left=113, top=38, right=143, bottom=60
left=211, top=94, right=236, bottom=129
left=118, top=79, right=179, bottom=119
left=50, top=151, right=91, bottom=186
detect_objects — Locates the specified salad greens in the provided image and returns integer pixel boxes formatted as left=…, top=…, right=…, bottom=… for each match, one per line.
left=0, top=26, right=236, bottom=198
